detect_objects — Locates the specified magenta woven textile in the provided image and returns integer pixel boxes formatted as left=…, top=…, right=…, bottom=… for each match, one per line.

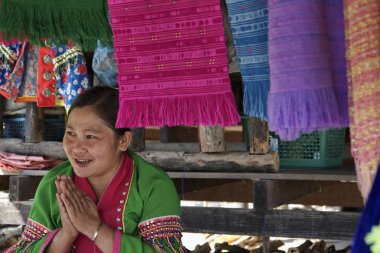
left=107, top=0, right=240, bottom=128
left=268, top=0, right=349, bottom=141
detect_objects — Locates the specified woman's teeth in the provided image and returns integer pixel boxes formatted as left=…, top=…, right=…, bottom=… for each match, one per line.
left=76, top=159, right=90, bottom=164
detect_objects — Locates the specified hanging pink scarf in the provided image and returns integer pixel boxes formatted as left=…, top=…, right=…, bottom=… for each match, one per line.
left=107, top=0, right=240, bottom=128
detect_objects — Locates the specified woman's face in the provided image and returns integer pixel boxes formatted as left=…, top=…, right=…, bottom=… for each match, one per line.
left=63, top=106, right=125, bottom=181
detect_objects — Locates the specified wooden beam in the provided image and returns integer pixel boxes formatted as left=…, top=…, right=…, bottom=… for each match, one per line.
left=138, top=151, right=279, bottom=172
left=174, top=179, right=253, bottom=202
left=0, top=139, right=278, bottom=172
left=0, top=160, right=356, bottom=182
left=181, top=207, right=360, bottom=241
left=25, top=103, right=44, bottom=143
left=198, top=126, right=226, bottom=153
left=254, top=180, right=323, bottom=210
left=0, top=138, right=67, bottom=159
left=0, top=138, right=251, bottom=159
left=129, top=128, right=145, bottom=151
left=0, top=202, right=360, bottom=241
left=160, top=126, right=198, bottom=143
left=291, top=181, right=363, bottom=208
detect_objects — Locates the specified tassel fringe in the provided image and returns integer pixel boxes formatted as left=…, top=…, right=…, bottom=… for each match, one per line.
left=243, top=80, right=270, bottom=120
left=0, top=1, right=112, bottom=51
left=268, top=87, right=349, bottom=141
left=116, top=92, right=241, bottom=128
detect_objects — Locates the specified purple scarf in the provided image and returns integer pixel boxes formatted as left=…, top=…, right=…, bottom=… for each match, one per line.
left=268, top=0, right=349, bottom=140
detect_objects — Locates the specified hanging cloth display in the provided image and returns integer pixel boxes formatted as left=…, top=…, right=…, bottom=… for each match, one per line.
left=344, top=0, right=380, bottom=200
left=0, top=42, right=91, bottom=109
left=225, top=0, right=270, bottom=120
left=107, top=0, right=240, bottom=128
left=267, top=0, right=349, bottom=141
left=0, top=0, right=112, bottom=51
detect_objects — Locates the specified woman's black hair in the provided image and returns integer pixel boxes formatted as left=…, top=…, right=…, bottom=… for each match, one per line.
left=68, top=86, right=130, bottom=137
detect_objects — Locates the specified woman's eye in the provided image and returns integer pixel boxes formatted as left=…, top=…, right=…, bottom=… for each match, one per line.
left=65, top=131, right=75, bottom=136
left=86, top=135, right=97, bottom=139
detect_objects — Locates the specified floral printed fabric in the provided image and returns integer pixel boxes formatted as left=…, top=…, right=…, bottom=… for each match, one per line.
left=0, top=42, right=25, bottom=100
left=53, top=45, right=90, bottom=109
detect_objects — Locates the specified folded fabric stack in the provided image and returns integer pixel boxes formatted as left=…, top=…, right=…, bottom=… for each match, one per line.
left=0, top=151, right=63, bottom=172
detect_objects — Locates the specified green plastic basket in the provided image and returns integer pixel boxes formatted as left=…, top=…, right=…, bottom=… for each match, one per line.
left=274, top=128, right=346, bottom=168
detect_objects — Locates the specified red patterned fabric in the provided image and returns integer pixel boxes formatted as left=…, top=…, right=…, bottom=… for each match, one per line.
left=108, top=0, right=240, bottom=128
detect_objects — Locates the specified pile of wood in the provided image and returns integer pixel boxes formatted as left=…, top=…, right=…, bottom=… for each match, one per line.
left=0, top=225, right=22, bottom=251
left=191, top=235, right=351, bottom=253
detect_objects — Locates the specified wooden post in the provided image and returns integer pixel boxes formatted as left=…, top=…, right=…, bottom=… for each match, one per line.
left=129, top=128, right=145, bottom=151
left=160, top=126, right=169, bottom=143
left=0, top=96, right=5, bottom=137
left=9, top=176, right=42, bottom=201
left=198, top=126, right=226, bottom=153
left=254, top=180, right=272, bottom=253
left=25, top=103, right=44, bottom=143
left=244, top=117, right=269, bottom=155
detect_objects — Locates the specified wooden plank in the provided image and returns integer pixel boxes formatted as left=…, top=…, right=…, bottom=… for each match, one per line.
left=181, top=207, right=360, bottom=240
left=0, top=202, right=360, bottom=241
left=138, top=151, right=279, bottom=172
left=0, top=165, right=356, bottom=182
left=129, top=128, right=145, bottom=151
left=25, top=103, right=44, bottom=143
left=198, top=126, right=226, bottom=153
left=9, top=176, right=42, bottom=201
left=145, top=142, right=201, bottom=153
left=174, top=179, right=253, bottom=202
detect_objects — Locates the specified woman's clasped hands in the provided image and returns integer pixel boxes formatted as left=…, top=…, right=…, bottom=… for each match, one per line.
left=55, top=176, right=102, bottom=242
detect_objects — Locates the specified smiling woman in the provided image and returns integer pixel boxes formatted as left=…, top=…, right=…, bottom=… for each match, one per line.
left=4, top=86, right=189, bottom=253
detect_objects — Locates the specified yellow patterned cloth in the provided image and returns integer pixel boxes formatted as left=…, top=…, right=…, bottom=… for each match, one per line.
left=344, top=0, right=380, bottom=201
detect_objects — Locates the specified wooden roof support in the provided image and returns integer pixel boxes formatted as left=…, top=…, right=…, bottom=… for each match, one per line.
left=25, top=103, right=44, bottom=143
left=0, top=96, right=5, bottom=138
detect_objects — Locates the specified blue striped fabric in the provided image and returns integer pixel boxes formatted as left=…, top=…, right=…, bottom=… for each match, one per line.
left=225, top=0, right=270, bottom=119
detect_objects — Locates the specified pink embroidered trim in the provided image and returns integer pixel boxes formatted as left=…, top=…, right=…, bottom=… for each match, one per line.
left=138, top=215, right=183, bottom=245
left=4, top=218, right=52, bottom=252
left=113, top=230, right=122, bottom=253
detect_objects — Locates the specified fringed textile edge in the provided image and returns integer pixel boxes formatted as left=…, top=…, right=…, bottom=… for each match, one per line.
left=116, top=92, right=240, bottom=128
left=243, top=80, right=270, bottom=120
left=268, top=87, right=349, bottom=141
left=0, top=1, right=112, bottom=51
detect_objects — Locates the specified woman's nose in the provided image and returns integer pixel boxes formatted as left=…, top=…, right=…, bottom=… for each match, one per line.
left=72, top=139, right=86, bottom=155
